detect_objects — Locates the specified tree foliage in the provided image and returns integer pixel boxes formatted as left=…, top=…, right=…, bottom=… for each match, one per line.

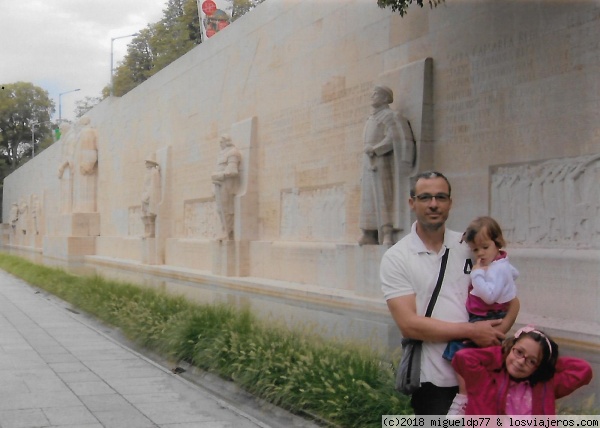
left=0, top=82, right=55, bottom=168
left=109, top=0, right=265, bottom=97
left=0, top=82, right=55, bottom=213
left=75, top=96, right=103, bottom=119
left=229, top=0, right=265, bottom=21
left=108, top=0, right=200, bottom=97
left=377, top=0, right=444, bottom=16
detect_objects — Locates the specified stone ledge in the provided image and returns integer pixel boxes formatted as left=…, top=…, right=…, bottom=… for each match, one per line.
left=84, top=254, right=389, bottom=315
left=84, top=255, right=600, bottom=349
left=515, top=312, right=600, bottom=349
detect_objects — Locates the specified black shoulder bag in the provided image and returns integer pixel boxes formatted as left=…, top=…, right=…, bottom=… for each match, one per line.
left=395, top=248, right=450, bottom=395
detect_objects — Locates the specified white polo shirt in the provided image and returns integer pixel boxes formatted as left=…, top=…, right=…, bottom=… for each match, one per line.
left=381, top=222, right=472, bottom=387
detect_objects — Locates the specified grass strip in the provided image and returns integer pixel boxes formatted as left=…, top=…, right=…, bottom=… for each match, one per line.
left=0, top=253, right=412, bottom=427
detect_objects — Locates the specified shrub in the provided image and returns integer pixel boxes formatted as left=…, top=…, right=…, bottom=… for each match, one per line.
left=0, top=253, right=411, bottom=427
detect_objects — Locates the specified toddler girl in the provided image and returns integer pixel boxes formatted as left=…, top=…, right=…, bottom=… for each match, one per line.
left=445, top=216, right=519, bottom=415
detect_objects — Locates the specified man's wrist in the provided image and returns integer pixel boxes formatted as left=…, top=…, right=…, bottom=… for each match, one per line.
left=463, top=321, right=478, bottom=341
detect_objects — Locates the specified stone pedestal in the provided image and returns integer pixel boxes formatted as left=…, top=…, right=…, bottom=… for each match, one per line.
left=42, top=213, right=100, bottom=258
left=212, top=240, right=250, bottom=277
left=43, top=236, right=96, bottom=259
left=96, top=237, right=143, bottom=262
left=353, top=244, right=389, bottom=298
left=0, top=224, right=11, bottom=247
left=165, top=238, right=213, bottom=271
left=141, top=237, right=158, bottom=265
left=163, top=238, right=250, bottom=276
left=33, top=233, right=44, bottom=250
left=58, top=213, right=100, bottom=237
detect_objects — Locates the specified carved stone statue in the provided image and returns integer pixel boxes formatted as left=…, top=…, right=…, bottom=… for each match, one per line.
left=73, top=117, right=98, bottom=213
left=141, top=154, right=161, bottom=238
left=57, top=122, right=75, bottom=214
left=358, top=85, right=415, bottom=246
left=211, top=135, right=241, bottom=241
left=9, top=203, right=19, bottom=231
left=17, top=198, right=28, bottom=236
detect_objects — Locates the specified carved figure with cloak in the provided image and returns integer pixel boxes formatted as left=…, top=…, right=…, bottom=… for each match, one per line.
left=359, top=85, right=415, bottom=246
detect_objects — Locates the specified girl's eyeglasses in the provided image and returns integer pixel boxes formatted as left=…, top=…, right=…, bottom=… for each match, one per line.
left=511, top=347, right=539, bottom=368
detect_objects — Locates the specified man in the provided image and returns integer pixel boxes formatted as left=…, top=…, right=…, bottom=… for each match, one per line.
left=359, top=85, right=415, bottom=246
left=381, top=171, right=519, bottom=414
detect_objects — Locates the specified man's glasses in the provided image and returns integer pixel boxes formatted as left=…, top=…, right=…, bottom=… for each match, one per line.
left=511, top=347, right=539, bottom=368
left=412, top=193, right=450, bottom=203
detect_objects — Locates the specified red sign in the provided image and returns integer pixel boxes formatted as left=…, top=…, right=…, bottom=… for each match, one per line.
left=202, top=0, right=217, bottom=16
left=206, top=28, right=216, bottom=38
left=217, top=20, right=229, bottom=30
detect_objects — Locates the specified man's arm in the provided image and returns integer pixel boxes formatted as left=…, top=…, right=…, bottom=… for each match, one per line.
left=495, top=297, right=519, bottom=334
left=386, top=294, right=505, bottom=346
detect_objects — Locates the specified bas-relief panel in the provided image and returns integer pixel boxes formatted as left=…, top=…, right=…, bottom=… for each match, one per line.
left=8, top=193, right=43, bottom=246
left=280, top=185, right=345, bottom=242
left=490, top=154, right=600, bottom=249
left=183, top=199, right=221, bottom=239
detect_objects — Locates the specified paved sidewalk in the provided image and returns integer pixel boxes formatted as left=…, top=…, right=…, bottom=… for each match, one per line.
left=0, top=269, right=298, bottom=428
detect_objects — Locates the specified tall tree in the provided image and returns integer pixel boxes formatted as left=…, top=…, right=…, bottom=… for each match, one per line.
left=75, top=96, right=103, bottom=119
left=0, top=82, right=55, bottom=213
left=226, top=0, right=266, bottom=21
left=109, top=0, right=200, bottom=97
left=377, top=0, right=443, bottom=16
left=110, top=27, right=156, bottom=97
left=150, top=0, right=200, bottom=73
left=108, top=0, right=265, bottom=97
left=0, top=82, right=55, bottom=168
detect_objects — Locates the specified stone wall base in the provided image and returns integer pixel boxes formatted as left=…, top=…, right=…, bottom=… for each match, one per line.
left=43, top=236, right=96, bottom=259
left=95, top=237, right=141, bottom=262
left=247, top=242, right=387, bottom=298
left=164, top=238, right=251, bottom=277
left=57, top=213, right=100, bottom=237
left=510, top=248, right=600, bottom=327
left=165, top=239, right=213, bottom=272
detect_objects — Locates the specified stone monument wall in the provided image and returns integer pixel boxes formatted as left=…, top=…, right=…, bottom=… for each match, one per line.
left=3, top=0, right=600, bottom=344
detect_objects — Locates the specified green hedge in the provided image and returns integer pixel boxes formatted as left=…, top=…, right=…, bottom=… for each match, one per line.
left=0, top=254, right=412, bottom=427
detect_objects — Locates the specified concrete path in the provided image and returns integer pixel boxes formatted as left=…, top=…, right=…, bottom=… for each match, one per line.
left=0, top=269, right=313, bottom=428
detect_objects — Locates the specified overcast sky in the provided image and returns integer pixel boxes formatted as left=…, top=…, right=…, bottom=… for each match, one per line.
left=1, top=0, right=168, bottom=122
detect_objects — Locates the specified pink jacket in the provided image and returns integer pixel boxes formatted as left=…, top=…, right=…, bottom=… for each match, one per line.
left=452, top=346, right=593, bottom=415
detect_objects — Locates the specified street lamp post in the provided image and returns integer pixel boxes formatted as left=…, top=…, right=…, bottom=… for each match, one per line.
left=110, top=33, right=138, bottom=96
left=58, top=88, right=81, bottom=122
left=31, top=123, right=37, bottom=158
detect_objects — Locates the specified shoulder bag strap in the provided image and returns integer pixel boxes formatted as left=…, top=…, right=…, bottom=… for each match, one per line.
left=424, top=247, right=450, bottom=318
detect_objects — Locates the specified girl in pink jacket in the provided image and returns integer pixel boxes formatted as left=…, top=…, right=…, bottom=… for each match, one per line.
left=451, top=326, right=593, bottom=415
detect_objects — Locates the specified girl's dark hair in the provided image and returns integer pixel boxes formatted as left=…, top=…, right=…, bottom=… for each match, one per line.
left=501, top=329, right=559, bottom=386
left=463, top=216, right=506, bottom=249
